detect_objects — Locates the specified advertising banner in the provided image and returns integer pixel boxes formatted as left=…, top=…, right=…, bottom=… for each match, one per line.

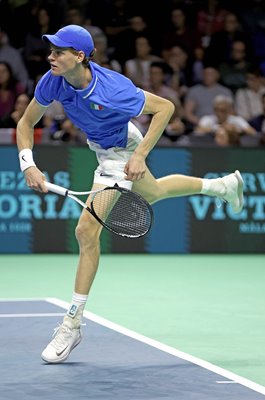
left=0, top=146, right=264, bottom=253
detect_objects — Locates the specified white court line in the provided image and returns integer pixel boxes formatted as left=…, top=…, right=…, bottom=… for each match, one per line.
left=0, top=313, right=65, bottom=318
left=46, top=297, right=265, bottom=397
left=0, top=298, right=45, bottom=302
left=1, top=297, right=265, bottom=396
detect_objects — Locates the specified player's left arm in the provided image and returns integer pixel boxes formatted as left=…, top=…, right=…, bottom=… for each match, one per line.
left=124, top=91, right=175, bottom=181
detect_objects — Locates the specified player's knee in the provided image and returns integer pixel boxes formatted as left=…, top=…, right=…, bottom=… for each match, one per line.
left=75, top=217, right=101, bottom=247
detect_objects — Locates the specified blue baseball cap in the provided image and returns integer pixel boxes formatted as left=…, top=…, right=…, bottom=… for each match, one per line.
left=42, top=25, right=94, bottom=57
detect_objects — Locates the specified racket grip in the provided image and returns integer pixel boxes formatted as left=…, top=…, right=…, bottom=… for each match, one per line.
left=45, top=181, right=68, bottom=196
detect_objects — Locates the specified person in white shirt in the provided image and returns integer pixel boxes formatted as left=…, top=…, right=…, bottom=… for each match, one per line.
left=235, top=66, right=265, bottom=121
left=195, top=95, right=257, bottom=138
left=124, top=36, right=162, bottom=89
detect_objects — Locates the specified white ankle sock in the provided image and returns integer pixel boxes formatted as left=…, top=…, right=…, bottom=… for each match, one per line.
left=200, top=178, right=211, bottom=194
left=64, top=292, right=88, bottom=327
left=200, top=178, right=226, bottom=197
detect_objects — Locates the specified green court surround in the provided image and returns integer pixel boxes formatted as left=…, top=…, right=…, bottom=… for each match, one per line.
left=1, top=254, right=264, bottom=386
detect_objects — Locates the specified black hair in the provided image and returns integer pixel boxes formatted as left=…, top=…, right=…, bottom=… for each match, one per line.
left=0, top=61, right=18, bottom=89
left=150, top=61, right=173, bottom=75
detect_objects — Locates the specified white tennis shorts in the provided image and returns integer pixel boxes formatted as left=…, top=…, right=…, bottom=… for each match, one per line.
left=87, top=121, right=143, bottom=189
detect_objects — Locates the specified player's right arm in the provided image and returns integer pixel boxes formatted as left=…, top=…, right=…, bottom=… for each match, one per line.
left=17, top=98, right=48, bottom=192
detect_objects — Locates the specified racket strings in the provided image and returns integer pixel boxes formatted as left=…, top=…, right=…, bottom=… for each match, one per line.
left=91, top=188, right=153, bottom=237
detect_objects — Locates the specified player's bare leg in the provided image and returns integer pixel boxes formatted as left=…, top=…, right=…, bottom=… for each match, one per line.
left=41, top=184, right=104, bottom=363
left=133, top=168, right=244, bottom=213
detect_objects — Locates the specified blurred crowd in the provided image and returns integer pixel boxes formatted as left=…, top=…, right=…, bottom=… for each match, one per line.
left=1, top=0, right=265, bottom=147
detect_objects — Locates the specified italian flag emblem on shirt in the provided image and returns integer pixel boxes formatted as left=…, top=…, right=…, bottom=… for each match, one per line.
left=90, top=102, right=104, bottom=110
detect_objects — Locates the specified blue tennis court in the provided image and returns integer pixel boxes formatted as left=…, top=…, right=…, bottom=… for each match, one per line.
left=1, top=298, right=265, bottom=400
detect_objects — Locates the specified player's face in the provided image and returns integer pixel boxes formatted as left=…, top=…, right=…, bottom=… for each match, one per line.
left=48, top=47, right=81, bottom=76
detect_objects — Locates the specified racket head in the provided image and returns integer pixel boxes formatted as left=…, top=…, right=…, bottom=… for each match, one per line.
left=90, top=186, right=153, bottom=238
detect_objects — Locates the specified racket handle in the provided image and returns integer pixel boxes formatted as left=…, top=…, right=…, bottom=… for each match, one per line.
left=45, top=181, right=68, bottom=196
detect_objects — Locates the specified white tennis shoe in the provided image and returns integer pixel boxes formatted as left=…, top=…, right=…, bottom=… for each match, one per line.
left=41, top=323, right=82, bottom=363
left=219, top=170, right=244, bottom=213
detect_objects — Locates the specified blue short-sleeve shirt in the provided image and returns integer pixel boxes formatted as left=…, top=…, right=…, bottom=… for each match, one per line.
left=35, top=62, right=146, bottom=149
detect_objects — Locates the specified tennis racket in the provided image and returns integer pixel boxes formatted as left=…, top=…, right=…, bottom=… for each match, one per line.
left=44, top=182, right=153, bottom=238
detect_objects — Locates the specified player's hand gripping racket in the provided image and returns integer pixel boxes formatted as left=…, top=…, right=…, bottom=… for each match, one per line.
left=45, top=182, right=153, bottom=238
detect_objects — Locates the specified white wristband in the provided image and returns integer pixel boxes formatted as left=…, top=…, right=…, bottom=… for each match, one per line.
left=19, top=148, right=36, bottom=172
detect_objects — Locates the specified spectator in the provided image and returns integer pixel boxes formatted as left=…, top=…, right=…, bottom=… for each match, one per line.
left=0, top=93, right=30, bottom=128
left=195, top=95, right=256, bottom=138
left=102, top=0, right=132, bottom=53
left=166, top=44, right=192, bottom=100
left=23, top=7, right=55, bottom=81
left=249, top=93, right=265, bottom=140
left=218, top=40, right=252, bottom=93
left=197, top=0, right=229, bottom=48
left=0, top=61, right=26, bottom=120
left=114, top=14, right=155, bottom=65
left=161, top=6, right=201, bottom=60
left=124, top=36, right=162, bottom=89
left=191, top=46, right=205, bottom=84
left=64, top=7, right=104, bottom=38
left=0, top=28, right=30, bottom=90
left=137, top=61, right=185, bottom=143
left=204, top=12, right=252, bottom=67
left=235, top=65, right=265, bottom=121
left=214, top=125, right=242, bottom=147
left=92, top=34, right=122, bottom=72
left=146, top=62, right=182, bottom=115
left=183, top=66, right=233, bottom=131
left=42, top=100, right=87, bottom=145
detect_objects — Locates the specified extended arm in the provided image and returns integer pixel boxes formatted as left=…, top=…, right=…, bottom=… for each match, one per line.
left=17, top=98, right=48, bottom=192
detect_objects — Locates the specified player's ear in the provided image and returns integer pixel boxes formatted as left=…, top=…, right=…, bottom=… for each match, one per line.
left=77, top=50, right=86, bottom=63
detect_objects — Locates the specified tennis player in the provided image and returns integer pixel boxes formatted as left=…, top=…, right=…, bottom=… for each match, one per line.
left=16, top=25, right=244, bottom=363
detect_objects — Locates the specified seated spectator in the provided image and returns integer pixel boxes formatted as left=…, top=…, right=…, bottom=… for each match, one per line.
left=64, top=7, right=104, bottom=38
left=42, top=100, right=87, bottom=145
left=214, top=125, right=242, bottom=146
left=235, top=65, right=265, bottom=121
left=249, top=93, right=265, bottom=143
left=114, top=14, right=155, bottom=65
left=161, top=6, right=201, bottom=61
left=102, top=0, right=132, bottom=53
left=164, top=118, right=186, bottom=144
left=195, top=95, right=257, bottom=138
left=136, top=61, right=185, bottom=143
left=0, top=61, right=26, bottom=120
left=124, top=36, right=162, bottom=89
left=23, top=7, right=57, bottom=81
left=0, top=93, right=30, bottom=128
left=51, top=119, right=87, bottom=144
left=218, top=40, right=252, bottom=93
left=196, top=0, right=229, bottom=48
left=92, top=34, right=122, bottom=72
left=183, top=66, right=233, bottom=131
left=0, top=28, right=30, bottom=90
left=191, top=46, right=205, bottom=85
left=204, top=12, right=253, bottom=67
left=166, top=44, right=192, bottom=101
